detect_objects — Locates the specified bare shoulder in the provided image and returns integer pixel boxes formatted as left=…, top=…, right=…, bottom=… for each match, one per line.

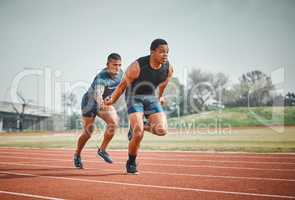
left=168, top=64, right=174, bottom=77
left=125, top=60, right=140, bottom=83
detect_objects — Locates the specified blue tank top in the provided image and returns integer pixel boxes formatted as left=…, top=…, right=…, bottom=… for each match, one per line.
left=86, top=68, right=123, bottom=100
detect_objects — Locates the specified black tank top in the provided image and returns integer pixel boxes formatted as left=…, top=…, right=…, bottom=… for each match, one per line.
left=126, top=55, right=169, bottom=96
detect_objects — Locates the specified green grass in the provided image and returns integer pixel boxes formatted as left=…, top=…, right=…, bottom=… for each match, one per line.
left=168, top=106, right=295, bottom=128
left=1, top=107, right=294, bottom=153
left=1, top=126, right=295, bottom=153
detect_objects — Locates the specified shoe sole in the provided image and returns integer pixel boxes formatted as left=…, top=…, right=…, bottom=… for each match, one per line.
left=126, top=171, right=139, bottom=175
left=97, top=153, right=113, bottom=164
left=74, top=159, right=83, bottom=169
left=74, top=162, right=83, bottom=169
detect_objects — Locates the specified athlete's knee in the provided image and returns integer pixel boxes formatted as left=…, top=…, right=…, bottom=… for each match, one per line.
left=82, top=130, right=92, bottom=140
left=109, top=114, right=120, bottom=126
left=133, top=132, right=144, bottom=142
left=84, top=124, right=95, bottom=137
left=153, top=124, right=168, bottom=136
left=132, top=126, right=144, bottom=141
left=107, top=117, right=119, bottom=133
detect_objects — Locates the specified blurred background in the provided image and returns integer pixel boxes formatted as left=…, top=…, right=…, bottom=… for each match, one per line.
left=0, top=0, right=294, bottom=152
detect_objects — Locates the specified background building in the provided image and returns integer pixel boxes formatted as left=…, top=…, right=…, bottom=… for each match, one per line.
left=0, top=101, right=66, bottom=132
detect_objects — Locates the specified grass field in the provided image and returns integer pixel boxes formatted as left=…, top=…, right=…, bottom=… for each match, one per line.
left=1, top=107, right=295, bottom=153
left=0, top=126, right=295, bottom=153
left=168, top=106, right=295, bottom=128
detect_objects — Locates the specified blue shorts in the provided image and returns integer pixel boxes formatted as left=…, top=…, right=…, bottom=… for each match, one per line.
left=125, top=95, right=164, bottom=116
left=81, top=94, right=98, bottom=117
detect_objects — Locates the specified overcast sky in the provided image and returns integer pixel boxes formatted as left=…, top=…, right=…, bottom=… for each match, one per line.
left=0, top=0, right=294, bottom=111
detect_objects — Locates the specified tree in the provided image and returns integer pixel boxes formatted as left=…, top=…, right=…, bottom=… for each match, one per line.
left=62, top=92, right=77, bottom=115
left=222, top=70, right=274, bottom=107
left=285, top=92, right=295, bottom=106
left=238, top=70, right=274, bottom=107
left=221, top=85, right=240, bottom=107
left=69, top=112, right=82, bottom=130
left=62, top=92, right=78, bottom=130
left=187, top=69, right=228, bottom=112
left=161, top=77, right=184, bottom=117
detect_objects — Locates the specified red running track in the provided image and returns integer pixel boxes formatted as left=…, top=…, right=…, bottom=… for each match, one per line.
left=0, top=147, right=295, bottom=200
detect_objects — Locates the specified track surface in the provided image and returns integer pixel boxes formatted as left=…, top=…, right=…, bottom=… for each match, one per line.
left=0, top=148, right=295, bottom=200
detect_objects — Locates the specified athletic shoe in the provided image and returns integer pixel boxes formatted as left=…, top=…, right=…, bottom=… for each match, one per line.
left=97, top=149, right=113, bottom=164
left=74, top=155, right=83, bottom=169
left=126, top=159, right=138, bottom=175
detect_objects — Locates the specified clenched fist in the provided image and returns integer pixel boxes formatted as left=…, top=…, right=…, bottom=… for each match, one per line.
left=104, top=96, right=113, bottom=106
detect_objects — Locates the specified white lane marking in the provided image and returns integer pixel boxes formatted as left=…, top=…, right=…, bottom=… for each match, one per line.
left=0, top=190, right=65, bottom=200
left=1, top=155, right=295, bottom=172
left=1, top=148, right=295, bottom=160
left=1, top=151, right=295, bottom=165
left=1, top=170, right=295, bottom=199
left=1, top=161, right=295, bottom=182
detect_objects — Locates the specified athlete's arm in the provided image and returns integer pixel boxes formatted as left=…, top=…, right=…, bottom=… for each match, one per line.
left=158, top=64, right=174, bottom=99
left=104, top=61, right=140, bottom=105
left=94, top=84, right=105, bottom=106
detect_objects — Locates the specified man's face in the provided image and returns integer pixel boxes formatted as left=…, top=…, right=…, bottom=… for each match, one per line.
left=151, top=44, right=169, bottom=64
left=107, top=59, right=122, bottom=76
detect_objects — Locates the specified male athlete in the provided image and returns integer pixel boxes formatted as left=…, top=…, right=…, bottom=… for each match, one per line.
left=105, top=39, right=174, bottom=174
left=74, top=53, right=123, bottom=169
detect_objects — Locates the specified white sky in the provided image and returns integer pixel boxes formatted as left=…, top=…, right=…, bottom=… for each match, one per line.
left=0, top=0, right=294, bottom=111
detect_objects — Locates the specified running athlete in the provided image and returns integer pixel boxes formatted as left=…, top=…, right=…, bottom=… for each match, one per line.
left=104, top=39, right=174, bottom=174
left=74, top=53, right=123, bottom=169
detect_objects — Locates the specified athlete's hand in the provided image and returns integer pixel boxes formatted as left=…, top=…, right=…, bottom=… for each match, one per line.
left=99, top=101, right=107, bottom=111
left=104, top=96, right=113, bottom=106
left=159, top=96, right=165, bottom=105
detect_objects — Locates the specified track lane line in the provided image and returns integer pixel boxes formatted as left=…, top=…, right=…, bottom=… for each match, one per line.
left=0, top=190, right=65, bottom=200
left=1, top=151, right=295, bottom=165
left=1, top=170, right=295, bottom=199
left=1, top=148, right=295, bottom=160
left=1, top=161, right=295, bottom=182
left=1, top=155, right=294, bottom=172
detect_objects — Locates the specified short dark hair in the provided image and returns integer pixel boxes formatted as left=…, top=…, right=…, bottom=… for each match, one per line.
left=150, top=39, right=168, bottom=51
left=107, top=53, right=121, bottom=62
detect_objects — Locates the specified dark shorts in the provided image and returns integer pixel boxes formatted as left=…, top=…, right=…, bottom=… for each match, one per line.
left=125, top=95, right=163, bottom=116
left=81, top=94, right=98, bottom=118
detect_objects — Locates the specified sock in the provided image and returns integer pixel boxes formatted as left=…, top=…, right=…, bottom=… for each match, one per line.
left=74, top=154, right=80, bottom=158
left=128, top=154, right=137, bottom=164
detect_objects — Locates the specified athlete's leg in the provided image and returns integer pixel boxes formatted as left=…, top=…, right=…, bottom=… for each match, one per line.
left=126, top=112, right=144, bottom=174
left=97, top=105, right=119, bottom=151
left=128, top=112, right=144, bottom=156
left=74, top=94, right=97, bottom=168
left=143, top=96, right=168, bottom=136
left=75, top=116, right=96, bottom=156
left=145, top=112, right=168, bottom=136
